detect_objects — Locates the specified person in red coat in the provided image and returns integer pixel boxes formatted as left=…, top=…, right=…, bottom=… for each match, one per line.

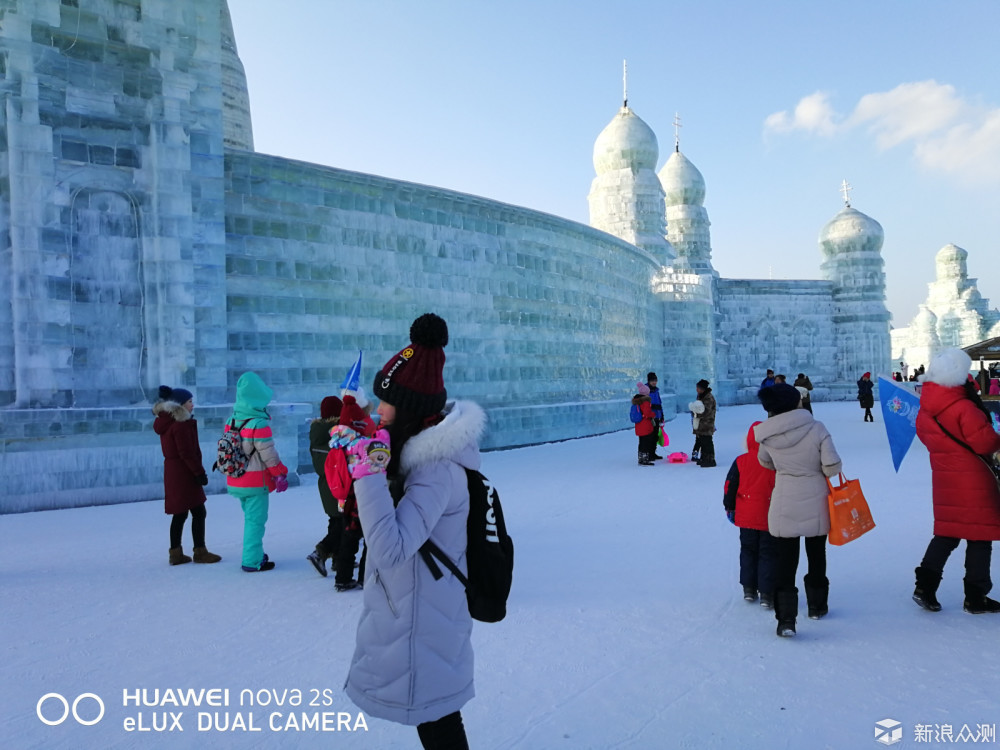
left=632, top=383, right=657, bottom=466
left=153, top=385, right=221, bottom=566
left=723, top=422, right=778, bottom=608
left=912, top=349, right=1000, bottom=614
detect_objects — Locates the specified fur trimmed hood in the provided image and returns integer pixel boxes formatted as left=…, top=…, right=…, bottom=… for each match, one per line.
left=399, top=400, right=486, bottom=475
left=152, top=400, right=191, bottom=423
left=920, top=348, right=972, bottom=388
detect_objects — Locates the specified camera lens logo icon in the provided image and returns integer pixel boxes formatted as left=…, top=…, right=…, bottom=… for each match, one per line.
left=36, top=693, right=105, bottom=726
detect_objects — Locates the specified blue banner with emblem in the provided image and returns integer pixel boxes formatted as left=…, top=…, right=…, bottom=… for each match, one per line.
left=878, top=376, right=922, bottom=472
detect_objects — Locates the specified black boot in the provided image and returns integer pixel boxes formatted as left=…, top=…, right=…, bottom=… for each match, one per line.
left=913, top=566, right=942, bottom=612
left=774, top=587, right=798, bottom=637
left=638, top=451, right=654, bottom=466
left=743, top=586, right=758, bottom=602
left=804, top=574, right=829, bottom=620
left=963, top=580, right=1000, bottom=614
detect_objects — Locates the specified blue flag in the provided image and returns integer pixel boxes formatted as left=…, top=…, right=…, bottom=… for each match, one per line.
left=878, top=376, right=921, bottom=472
left=341, top=350, right=363, bottom=392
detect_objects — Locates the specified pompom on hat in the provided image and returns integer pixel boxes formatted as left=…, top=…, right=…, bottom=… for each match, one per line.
left=373, top=313, right=449, bottom=417
left=758, top=383, right=801, bottom=415
left=636, top=382, right=650, bottom=396
left=157, top=384, right=193, bottom=404
left=920, top=347, right=972, bottom=388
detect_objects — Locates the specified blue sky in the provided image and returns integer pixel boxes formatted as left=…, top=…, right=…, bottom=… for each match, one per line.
left=228, top=0, right=1000, bottom=326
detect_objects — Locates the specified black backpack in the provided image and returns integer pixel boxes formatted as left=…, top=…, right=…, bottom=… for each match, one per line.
left=420, top=469, right=514, bottom=623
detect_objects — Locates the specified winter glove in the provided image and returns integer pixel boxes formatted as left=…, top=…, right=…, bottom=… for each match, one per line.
left=726, top=509, right=736, bottom=525
left=197, top=473, right=209, bottom=486
left=274, top=475, right=289, bottom=493
left=346, top=429, right=391, bottom=480
left=329, top=424, right=361, bottom=450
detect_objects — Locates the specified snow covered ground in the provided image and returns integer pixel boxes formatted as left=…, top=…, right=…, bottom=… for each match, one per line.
left=4, top=401, right=1000, bottom=749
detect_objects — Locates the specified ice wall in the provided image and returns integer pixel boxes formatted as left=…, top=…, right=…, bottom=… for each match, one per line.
left=223, top=152, right=665, bottom=451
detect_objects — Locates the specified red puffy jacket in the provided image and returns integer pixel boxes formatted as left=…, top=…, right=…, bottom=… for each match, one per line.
left=916, top=382, right=1000, bottom=541
left=632, top=395, right=656, bottom=437
left=724, top=422, right=776, bottom=531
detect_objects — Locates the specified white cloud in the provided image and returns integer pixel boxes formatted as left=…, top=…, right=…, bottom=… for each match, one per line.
left=764, top=91, right=838, bottom=136
left=764, top=80, right=1000, bottom=184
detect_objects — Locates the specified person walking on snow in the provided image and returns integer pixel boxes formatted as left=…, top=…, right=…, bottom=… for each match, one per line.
left=225, top=371, right=289, bottom=572
left=723, top=421, right=777, bottom=609
left=755, top=383, right=843, bottom=637
left=306, top=395, right=343, bottom=576
left=343, top=313, right=484, bottom=749
left=911, top=348, right=1000, bottom=614
left=857, top=372, right=875, bottom=422
left=153, top=385, right=221, bottom=566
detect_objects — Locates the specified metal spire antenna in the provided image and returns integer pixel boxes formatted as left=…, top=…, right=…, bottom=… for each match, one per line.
left=622, top=59, right=628, bottom=108
left=840, top=179, right=853, bottom=207
left=673, top=112, right=682, bottom=153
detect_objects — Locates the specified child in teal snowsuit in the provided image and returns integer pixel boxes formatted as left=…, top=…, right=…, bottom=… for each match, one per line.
left=225, top=372, right=289, bottom=571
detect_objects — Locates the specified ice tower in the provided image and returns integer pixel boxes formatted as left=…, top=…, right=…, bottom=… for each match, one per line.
left=818, top=185, right=891, bottom=384
left=587, top=66, right=673, bottom=262
left=652, top=124, right=720, bottom=398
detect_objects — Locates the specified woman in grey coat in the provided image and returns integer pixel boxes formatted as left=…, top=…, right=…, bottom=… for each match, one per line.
left=755, top=383, right=843, bottom=637
left=344, top=314, right=482, bottom=750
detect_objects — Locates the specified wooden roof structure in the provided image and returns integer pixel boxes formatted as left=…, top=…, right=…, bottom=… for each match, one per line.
left=964, top=336, right=1000, bottom=362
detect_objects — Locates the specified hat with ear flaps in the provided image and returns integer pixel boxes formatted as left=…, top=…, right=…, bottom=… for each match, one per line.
left=373, top=313, right=449, bottom=417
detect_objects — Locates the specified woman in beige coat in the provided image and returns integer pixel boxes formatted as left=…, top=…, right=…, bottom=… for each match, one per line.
left=755, top=383, right=843, bottom=637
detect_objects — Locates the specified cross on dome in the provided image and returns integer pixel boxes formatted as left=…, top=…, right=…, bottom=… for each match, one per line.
left=840, top=179, right=852, bottom=207
left=622, top=59, right=628, bottom=108
left=673, top=113, right=682, bottom=153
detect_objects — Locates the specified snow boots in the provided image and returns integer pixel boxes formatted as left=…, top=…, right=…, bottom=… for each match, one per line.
left=963, top=581, right=1000, bottom=614
left=743, top=586, right=758, bottom=602
left=242, top=553, right=275, bottom=573
left=759, top=592, right=775, bottom=610
left=335, top=580, right=361, bottom=592
left=638, top=451, right=655, bottom=466
left=306, top=549, right=328, bottom=577
left=168, top=547, right=192, bottom=565
left=804, top=574, right=829, bottom=620
left=774, top=587, right=798, bottom=637
left=192, top=546, right=222, bottom=564
left=912, top=566, right=942, bottom=612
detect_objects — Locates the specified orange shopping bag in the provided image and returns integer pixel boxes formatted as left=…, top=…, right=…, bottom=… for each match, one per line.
left=826, top=473, right=876, bottom=546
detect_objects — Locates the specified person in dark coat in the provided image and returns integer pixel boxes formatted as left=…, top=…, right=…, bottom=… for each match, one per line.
left=152, top=385, right=221, bottom=566
left=723, top=422, right=777, bottom=608
left=690, top=379, right=717, bottom=467
left=793, top=373, right=814, bottom=413
left=646, top=372, right=665, bottom=459
left=912, top=348, right=1000, bottom=614
left=857, top=372, right=875, bottom=422
left=306, top=395, right=343, bottom=576
left=760, top=369, right=776, bottom=390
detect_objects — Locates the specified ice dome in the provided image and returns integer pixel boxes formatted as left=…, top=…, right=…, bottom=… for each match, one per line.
left=658, top=150, right=705, bottom=207
left=819, top=206, right=884, bottom=254
left=935, top=243, right=968, bottom=280
left=592, top=107, right=659, bottom=174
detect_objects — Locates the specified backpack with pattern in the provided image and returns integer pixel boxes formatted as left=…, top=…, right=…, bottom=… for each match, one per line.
left=212, top=419, right=255, bottom=477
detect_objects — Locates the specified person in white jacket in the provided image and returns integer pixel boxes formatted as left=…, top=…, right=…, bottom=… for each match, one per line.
left=755, top=383, right=843, bottom=637
left=343, top=313, right=484, bottom=750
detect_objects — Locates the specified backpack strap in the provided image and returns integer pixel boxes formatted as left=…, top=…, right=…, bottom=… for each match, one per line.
left=419, top=540, right=470, bottom=589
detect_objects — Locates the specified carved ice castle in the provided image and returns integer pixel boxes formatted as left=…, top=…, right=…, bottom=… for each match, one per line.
left=0, top=0, right=991, bottom=511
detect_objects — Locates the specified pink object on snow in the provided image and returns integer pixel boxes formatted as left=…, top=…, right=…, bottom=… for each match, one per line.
left=666, top=452, right=690, bottom=463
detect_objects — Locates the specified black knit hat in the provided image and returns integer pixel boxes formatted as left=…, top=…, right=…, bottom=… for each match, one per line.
left=696, top=379, right=710, bottom=390
left=758, top=383, right=801, bottom=415
left=373, top=313, right=449, bottom=417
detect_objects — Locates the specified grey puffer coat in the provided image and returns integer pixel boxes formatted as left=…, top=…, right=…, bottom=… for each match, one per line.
left=345, top=400, right=486, bottom=726
left=754, top=409, right=843, bottom=538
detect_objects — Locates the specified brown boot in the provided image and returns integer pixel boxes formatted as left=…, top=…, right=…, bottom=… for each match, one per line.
left=169, top=547, right=192, bottom=565
left=193, top=546, right=222, bottom=564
